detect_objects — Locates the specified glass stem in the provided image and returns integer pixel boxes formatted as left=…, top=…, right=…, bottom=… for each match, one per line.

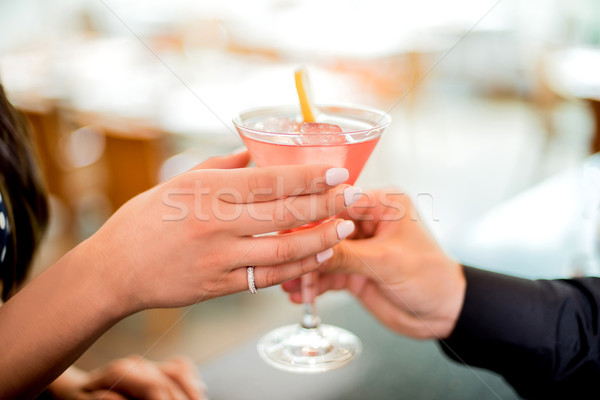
left=301, top=271, right=320, bottom=329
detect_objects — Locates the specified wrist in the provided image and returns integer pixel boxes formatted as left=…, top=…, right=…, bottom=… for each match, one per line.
left=0, top=240, right=129, bottom=397
left=442, top=262, right=467, bottom=337
left=431, top=261, right=466, bottom=339
left=68, top=237, right=136, bottom=320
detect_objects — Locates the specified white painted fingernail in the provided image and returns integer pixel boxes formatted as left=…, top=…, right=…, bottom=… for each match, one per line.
left=316, top=248, right=334, bottom=263
left=337, top=220, right=355, bottom=239
left=344, top=186, right=362, bottom=206
left=325, top=168, right=349, bottom=186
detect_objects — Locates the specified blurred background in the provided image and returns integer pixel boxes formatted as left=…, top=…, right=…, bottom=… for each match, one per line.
left=1, top=0, right=600, bottom=388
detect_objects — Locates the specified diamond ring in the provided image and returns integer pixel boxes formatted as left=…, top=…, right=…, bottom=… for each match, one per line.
left=247, top=266, right=257, bottom=294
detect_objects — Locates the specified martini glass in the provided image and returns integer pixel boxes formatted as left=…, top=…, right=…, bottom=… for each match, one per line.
left=233, top=104, right=390, bottom=373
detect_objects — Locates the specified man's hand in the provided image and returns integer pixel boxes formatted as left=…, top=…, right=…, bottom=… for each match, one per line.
left=283, top=190, right=466, bottom=339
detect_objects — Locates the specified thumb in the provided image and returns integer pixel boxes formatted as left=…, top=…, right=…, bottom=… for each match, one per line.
left=192, top=148, right=250, bottom=170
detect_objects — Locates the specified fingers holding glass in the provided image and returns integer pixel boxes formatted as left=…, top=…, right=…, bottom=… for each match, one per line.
left=248, top=251, right=334, bottom=292
left=217, top=219, right=353, bottom=293
left=239, top=219, right=354, bottom=267
left=282, top=273, right=358, bottom=303
left=223, top=184, right=361, bottom=236
left=194, top=165, right=349, bottom=204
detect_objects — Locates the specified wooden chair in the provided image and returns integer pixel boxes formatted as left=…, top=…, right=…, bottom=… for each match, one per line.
left=588, top=99, right=600, bottom=154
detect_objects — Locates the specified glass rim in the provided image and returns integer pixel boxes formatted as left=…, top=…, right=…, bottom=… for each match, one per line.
left=232, top=103, right=391, bottom=138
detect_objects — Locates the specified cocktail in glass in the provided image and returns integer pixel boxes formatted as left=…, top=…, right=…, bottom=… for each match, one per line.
left=234, top=104, right=390, bottom=373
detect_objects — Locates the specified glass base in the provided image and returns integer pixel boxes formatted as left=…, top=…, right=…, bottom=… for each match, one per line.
left=257, top=323, right=362, bottom=373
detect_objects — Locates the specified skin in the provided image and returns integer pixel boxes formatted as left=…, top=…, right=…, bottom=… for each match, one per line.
left=0, top=150, right=357, bottom=399
left=48, top=356, right=204, bottom=400
left=283, top=189, right=467, bottom=340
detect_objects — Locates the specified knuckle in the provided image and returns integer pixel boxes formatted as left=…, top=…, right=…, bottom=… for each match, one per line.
left=326, top=186, right=344, bottom=216
left=263, top=267, right=280, bottom=286
left=299, top=255, right=317, bottom=274
left=274, top=240, right=297, bottom=263
left=335, top=248, right=348, bottom=268
left=321, top=191, right=333, bottom=217
left=334, top=244, right=352, bottom=270
left=319, top=228, right=331, bottom=249
left=247, top=173, right=260, bottom=194
left=302, top=168, right=315, bottom=192
left=106, top=359, right=132, bottom=377
left=273, top=207, right=295, bottom=229
left=248, top=172, right=273, bottom=197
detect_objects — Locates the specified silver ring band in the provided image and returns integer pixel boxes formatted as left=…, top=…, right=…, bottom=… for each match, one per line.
left=247, top=266, right=257, bottom=294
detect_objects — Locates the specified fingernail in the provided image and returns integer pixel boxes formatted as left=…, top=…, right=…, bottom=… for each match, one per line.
left=337, top=220, right=355, bottom=239
left=344, top=186, right=362, bottom=206
left=316, top=248, right=334, bottom=263
left=326, top=168, right=349, bottom=186
left=232, top=146, right=248, bottom=154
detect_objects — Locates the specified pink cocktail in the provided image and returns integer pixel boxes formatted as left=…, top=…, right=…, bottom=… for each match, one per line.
left=234, top=104, right=390, bottom=373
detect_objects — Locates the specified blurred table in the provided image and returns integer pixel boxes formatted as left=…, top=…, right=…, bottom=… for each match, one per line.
left=545, top=47, right=600, bottom=154
left=198, top=298, right=519, bottom=400
left=591, top=99, right=600, bottom=154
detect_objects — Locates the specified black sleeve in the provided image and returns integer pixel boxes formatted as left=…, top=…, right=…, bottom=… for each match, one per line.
left=439, top=266, right=600, bottom=399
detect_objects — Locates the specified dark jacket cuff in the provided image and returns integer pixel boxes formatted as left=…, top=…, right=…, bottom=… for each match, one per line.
left=439, top=266, right=600, bottom=399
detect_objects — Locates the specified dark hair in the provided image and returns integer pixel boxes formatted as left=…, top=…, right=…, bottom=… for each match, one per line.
left=0, top=84, right=49, bottom=301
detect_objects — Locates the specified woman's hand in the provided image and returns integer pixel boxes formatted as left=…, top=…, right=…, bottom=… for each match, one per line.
left=81, top=149, right=359, bottom=313
left=48, top=356, right=205, bottom=400
left=282, top=189, right=465, bottom=339
left=0, top=149, right=360, bottom=398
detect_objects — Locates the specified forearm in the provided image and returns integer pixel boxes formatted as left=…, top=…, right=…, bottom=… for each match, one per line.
left=440, top=266, right=600, bottom=398
left=0, top=241, right=128, bottom=398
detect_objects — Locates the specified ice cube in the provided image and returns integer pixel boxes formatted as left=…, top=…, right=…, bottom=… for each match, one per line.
left=299, top=122, right=346, bottom=145
left=258, top=117, right=300, bottom=133
left=300, top=122, right=343, bottom=134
